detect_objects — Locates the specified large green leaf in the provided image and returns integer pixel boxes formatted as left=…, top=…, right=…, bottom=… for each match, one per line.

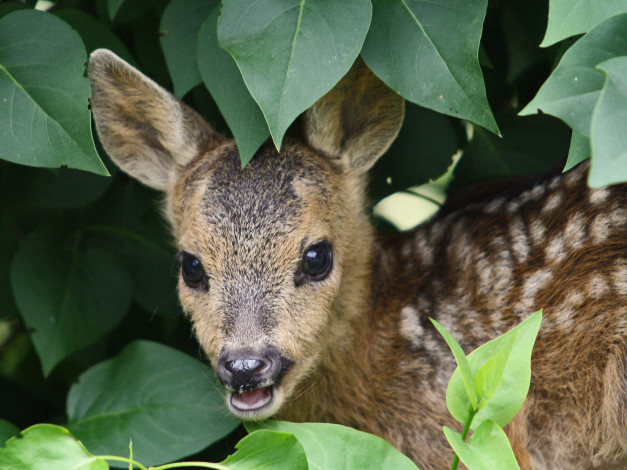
left=0, top=10, right=107, bottom=175
left=541, top=0, right=627, bottom=47
left=67, top=340, right=240, bottom=467
left=221, top=430, right=308, bottom=470
left=198, top=8, right=270, bottom=166
left=589, top=56, right=627, bottom=187
left=218, top=0, right=372, bottom=149
left=0, top=424, right=108, bottom=470
left=0, top=419, right=19, bottom=445
left=10, top=225, right=132, bottom=375
left=521, top=14, right=627, bottom=137
left=362, top=0, right=498, bottom=134
left=443, top=420, right=519, bottom=470
left=447, top=311, right=542, bottom=430
left=248, top=421, right=418, bottom=470
left=160, top=0, right=217, bottom=98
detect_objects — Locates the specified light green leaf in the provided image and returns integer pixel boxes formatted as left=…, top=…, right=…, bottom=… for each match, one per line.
left=10, top=225, right=132, bottom=375
left=443, top=420, right=519, bottom=470
left=247, top=421, right=418, bottom=470
left=198, top=8, right=270, bottom=166
left=362, top=0, right=498, bottom=134
left=447, top=311, right=542, bottom=429
left=160, top=0, right=217, bottom=98
left=589, top=56, right=627, bottom=187
left=0, top=10, right=107, bottom=175
left=520, top=14, right=627, bottom=137
left=0, top=424, right=109, bottom=470
left=564, top=130, right=590, bottom=172
left=474, top=334, right=515, bottom=408
left=218, top=0, right=372, bottom=149
left=0, top=419, right=19, bottom=445
left=431, top=319, right=478, bottom=410
left=221, top=430, right=308, bottom=470
left=67, top=340, right=240, bottom=467
left=541, top=0, right=627, bottom=47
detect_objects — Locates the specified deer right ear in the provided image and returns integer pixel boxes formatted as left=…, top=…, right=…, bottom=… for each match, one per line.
left=88, top=49, right=223, bottom=191
left=304, top=58, right=404, bottom=173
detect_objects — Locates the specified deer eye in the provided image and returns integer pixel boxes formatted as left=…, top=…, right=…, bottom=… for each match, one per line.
left=296, top=241, right=333, bottom=285
left=181, top=252, right=207, bottom=290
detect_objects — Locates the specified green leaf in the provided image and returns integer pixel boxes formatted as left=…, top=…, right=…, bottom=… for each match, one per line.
left=473, top=334, right=515, bottom=408
left=520, top=14, right=627, bottom=137
left=54, top=9, right=136, bottom=66
left=221, top=430, right=308, bottom=470
left=198, top=8, right=270, bottom=166
left=247, top=421, right=418, bottom=470
left=369, top=103, right=458, bottom=201
left=443, top=420, right=519, bottom=470
left=453, top=112, right=570, bottom=189
left=66, top=340, right=240, bottom=467
left=0, top=419, right=19, bottom=445
left=0, top=424, right=108, bottom=470
left=431, top=319, right=478, bottom=410
left=447, top=311, right=542, bottom=429
left=0, top=10, right=107, bottom=175
left=564, top=130, right=590, bottom=172
left=10, top=225, right=132, bottom=375
left=218, top=0, right=372, bottom=149
left=541, top=0, right=627, bottom=47
left=589, top=56, right=627, bottom=187
left=160, top=0, right=217, bottom=98
left=107, top=0, right=126, bottom=20
left=362, top=0, right=498, bottom=134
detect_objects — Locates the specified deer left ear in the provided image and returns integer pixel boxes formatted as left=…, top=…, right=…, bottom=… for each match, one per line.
left=88, top=49, right=223, bottom=191
left=304, top=58, right=404, bottom=173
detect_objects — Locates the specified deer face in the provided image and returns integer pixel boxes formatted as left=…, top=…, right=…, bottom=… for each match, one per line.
left=87, top=49, right=403, bottom=419
left=172, top=143, right=347, bottom=418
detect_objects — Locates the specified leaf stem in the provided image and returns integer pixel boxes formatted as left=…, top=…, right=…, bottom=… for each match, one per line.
left=451, top=406, right=477, bottom=470
left=99, top=455, right=147, bottom=470
left=150, top=462, right=230, bottom=470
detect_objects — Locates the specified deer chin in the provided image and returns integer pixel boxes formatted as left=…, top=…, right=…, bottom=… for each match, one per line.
left=226, top=385, right=285, bottom=420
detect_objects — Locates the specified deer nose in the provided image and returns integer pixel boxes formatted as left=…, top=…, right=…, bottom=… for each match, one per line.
left=216, top=347, right=282, bottom=391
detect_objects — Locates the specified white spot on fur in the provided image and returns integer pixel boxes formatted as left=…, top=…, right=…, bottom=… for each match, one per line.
left=612, top=263, right=627, bottom=294
left=542, top=192, right=563, bottom=214
left=517, top=269, right=553, bottom=313
left=589, top=188, right=610, bottom=204
left=400, top=306, right=423, bottom=347
left=506, top=199, right=521, bottom=213
left=415, top=233, right=433, bottom=267
left=563, top=213, right=586, bottom=251
left=530, top=219, right=547, bottom=245
left=588, top=275, right=610, bottom=299
left=591, top=213, right=611, bottom=244
left=548, top=175, right=561, bottom=190
left=545, top=235, right=566, bottom=263
left=485, top=197, right=505, bottom=214
left=510, top=217, right=530, bottom=262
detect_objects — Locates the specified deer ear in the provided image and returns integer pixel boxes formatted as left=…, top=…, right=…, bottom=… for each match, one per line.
left=88, top=49, right=223, bottom=191
left=304, top=58, right=404, bottom=173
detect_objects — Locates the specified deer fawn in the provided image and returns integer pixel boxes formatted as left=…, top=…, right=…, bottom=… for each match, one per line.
left=88, top=49, right=626, bottom=470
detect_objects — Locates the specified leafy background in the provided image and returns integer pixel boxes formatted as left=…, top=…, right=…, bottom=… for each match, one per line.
left=0, top=0, right=625, bottom=468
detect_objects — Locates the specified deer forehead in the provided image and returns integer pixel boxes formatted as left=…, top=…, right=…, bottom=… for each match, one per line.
left=171, top=142, right=344, bottom=264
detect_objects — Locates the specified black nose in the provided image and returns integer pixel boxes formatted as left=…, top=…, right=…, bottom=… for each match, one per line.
left=216, top=346, right=284, bottom=391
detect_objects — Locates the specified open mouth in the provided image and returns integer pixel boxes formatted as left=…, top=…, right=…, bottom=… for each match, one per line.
left=230, top=385, right=273, bottom=413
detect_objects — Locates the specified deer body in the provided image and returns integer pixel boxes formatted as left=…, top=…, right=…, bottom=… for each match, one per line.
left=88, top=49, right=627, bottom=469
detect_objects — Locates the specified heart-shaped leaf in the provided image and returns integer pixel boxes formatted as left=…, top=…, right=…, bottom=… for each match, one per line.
left=362, top=0, right=498, bottom=134
left=67, top=340, right=240, bottom=467
left=541, top=0, right=627, bottom=47
left=0, top=10, right=106, bottom=175
left=564, top=130, right=590, bottom=172
left=221, top=430, right=308, bottom=470
left=218, top=0, right=372, bottom=149
left=198, top=8, right=270, bottom=165
left=521, top=14, right=627, bottom=137
left=160, top=0, right=218, bottom=98
left=0, top=424, right=108, bottom=470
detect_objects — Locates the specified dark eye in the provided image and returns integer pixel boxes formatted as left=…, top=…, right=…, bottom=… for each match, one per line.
left=296, top=241, right=333, bottom=285
left=181, top=252, right=207, bottom=289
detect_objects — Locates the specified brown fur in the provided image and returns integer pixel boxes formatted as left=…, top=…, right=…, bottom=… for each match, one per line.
left=88, top=49, right=627, bottom=470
